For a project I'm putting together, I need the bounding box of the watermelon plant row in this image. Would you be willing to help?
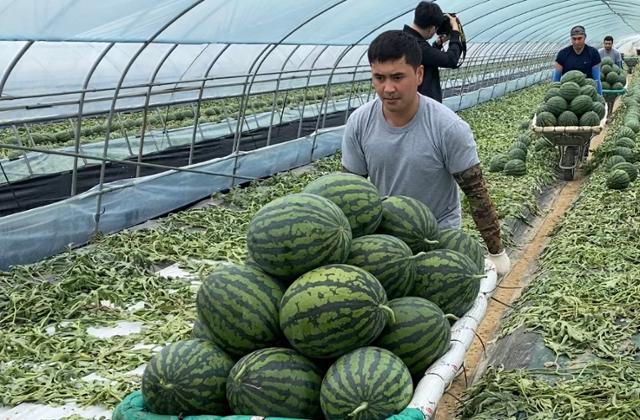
[461,72,640,418]
[0,82,557,410]
[0,56,552,160]
[0,81,371,159]
[602,76,640,189]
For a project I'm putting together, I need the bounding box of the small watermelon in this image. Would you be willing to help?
[141,339,234,415]
[302,172,383,237]
[434,228,485,274]
[280,264,391,359]
[615,137,636,149]
[320,347,413,419]
[616,126,636,139]
[246,193,352,280]
[605,155,626,170]
[536,111,556,127]
[504,159,527,177]
[226,347,322,418]
[346,234,418,299]
[606,169,630,190]
[196,262,285,358]
[191,316,215,342]
[489,154,509,172]
[376,195,439,253]
[413,250,484,318]
[375,297,451,378]
[560,70,586,86]
[611,162,638,182]
[579,111,601,127]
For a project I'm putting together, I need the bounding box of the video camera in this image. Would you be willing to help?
[436,13,458,36]
[436,13,467,68]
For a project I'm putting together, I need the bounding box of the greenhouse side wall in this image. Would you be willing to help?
[0,69,550,270]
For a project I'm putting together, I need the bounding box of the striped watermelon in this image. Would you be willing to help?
[346,234,418,299]
[141,339,234,415]
[191,316,215,342]
[376,195,439,253]
[246,193,352,280]
[302,172,383,237]
[413,250,485,317]
[196,262,285,358]
[434,228,485,275]
[226,347,322,418]
[374,297,451,378]
[320,347,413,419]
[280,264,391,359]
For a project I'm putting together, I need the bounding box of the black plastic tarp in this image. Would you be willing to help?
[0,110,350,216]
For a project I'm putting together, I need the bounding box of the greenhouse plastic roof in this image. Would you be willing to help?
[0,0,639,45]
[1,0,640,123]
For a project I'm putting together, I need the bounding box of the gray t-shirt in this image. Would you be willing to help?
[342,94,479,229]
[598,47,623,68]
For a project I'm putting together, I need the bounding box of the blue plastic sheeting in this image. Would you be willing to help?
[0,128,342,269]
[0,0,637,45]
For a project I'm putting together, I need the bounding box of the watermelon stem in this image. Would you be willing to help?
[379,304,396,324]
[349,401,369,417]
[445,313,460,322]
[233,364,247,382]
[394,251,426,263]
[424,238,439,245]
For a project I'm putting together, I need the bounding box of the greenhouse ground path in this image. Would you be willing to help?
[434,116,615,419]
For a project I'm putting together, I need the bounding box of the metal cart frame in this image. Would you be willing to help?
[531,103,607,181]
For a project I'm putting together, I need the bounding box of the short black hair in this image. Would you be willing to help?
[368,30,422,69]
[604,35,614,42]
[414,1,444,29]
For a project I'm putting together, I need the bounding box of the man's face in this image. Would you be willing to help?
[371,57,423,114]
[571,34,586,50]
[604,40,613,51]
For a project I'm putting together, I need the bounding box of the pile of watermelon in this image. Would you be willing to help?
[134,172,487,419]
[600,57,626,91]
[488,131,533,177]
[603,79,640,190]
[535,70,605,127]
[623,56,638,74]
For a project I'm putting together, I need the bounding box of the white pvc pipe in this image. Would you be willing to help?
[407,261,499,419]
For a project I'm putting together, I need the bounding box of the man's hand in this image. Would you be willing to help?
[446,14,460,32]
[437,34,450,46]
[486,249,511,276]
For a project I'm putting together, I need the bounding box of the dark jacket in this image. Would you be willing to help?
[403,25,462,103]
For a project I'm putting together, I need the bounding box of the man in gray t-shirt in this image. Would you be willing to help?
[342,30,511,275]
[599,35,623,69]
[343,94,477,229]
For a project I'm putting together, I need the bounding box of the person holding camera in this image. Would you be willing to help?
[402,1,462,103]
[341,30,511,276]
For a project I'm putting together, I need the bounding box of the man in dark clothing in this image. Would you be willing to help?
[553,25,602,94]
[402,1,462,102]
[553,25,603,157]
